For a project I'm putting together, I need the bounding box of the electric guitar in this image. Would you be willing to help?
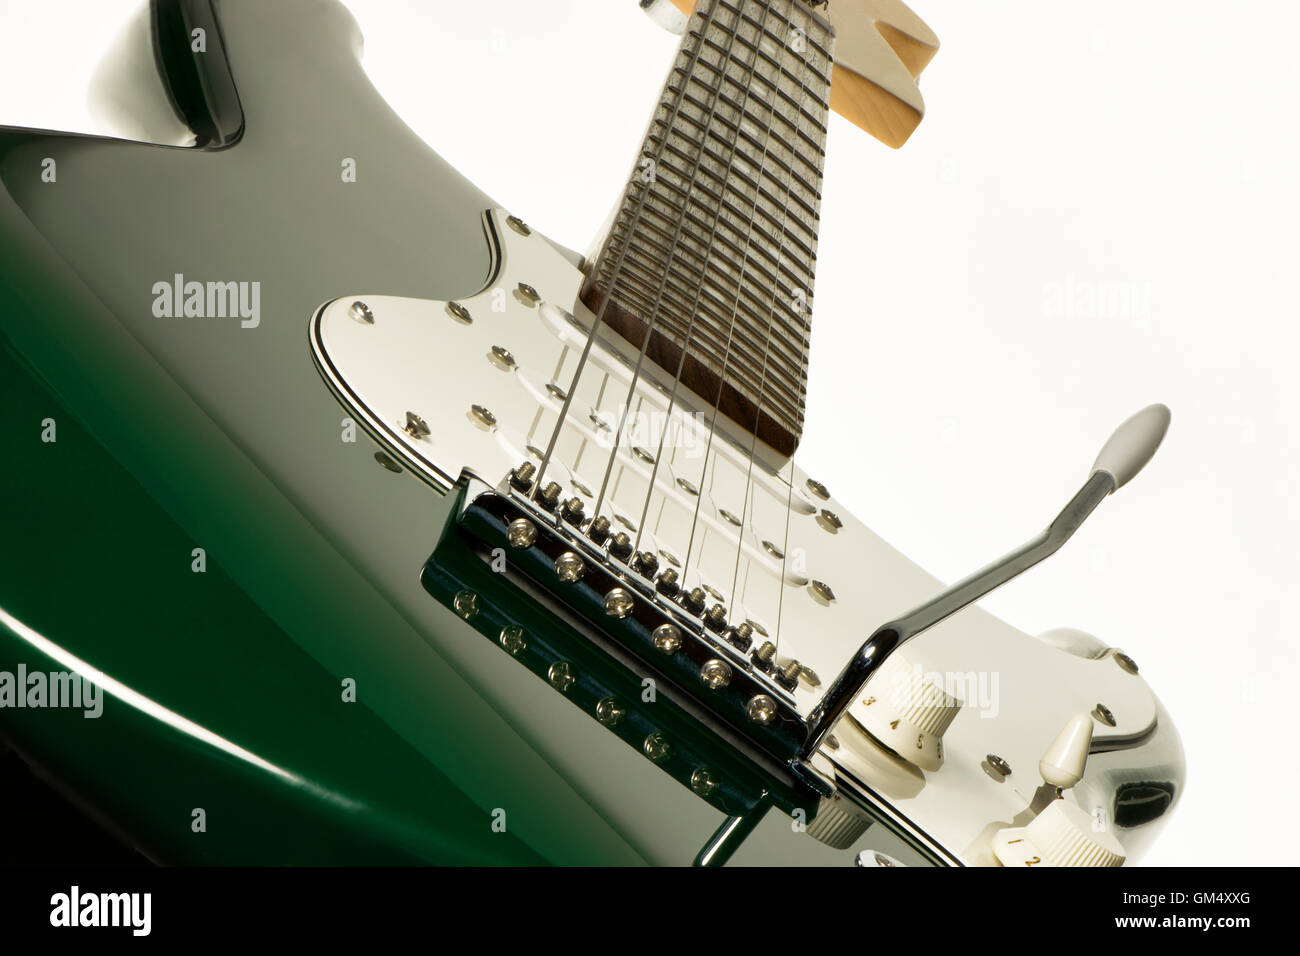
[0,0,1183,866]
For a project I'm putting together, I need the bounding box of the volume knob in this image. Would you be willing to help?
[849,651,961,771]
[993,799,1126,867]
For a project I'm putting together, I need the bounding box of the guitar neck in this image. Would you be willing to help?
[582,0,834,458]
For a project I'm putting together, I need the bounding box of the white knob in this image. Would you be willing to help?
[850,651,961,771]
[1039,713,1093,789]
[993,799,1126,867]
[806,792,872,850]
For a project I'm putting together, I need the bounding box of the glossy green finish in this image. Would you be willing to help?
[0,0,676,865]
[0,341,544,864]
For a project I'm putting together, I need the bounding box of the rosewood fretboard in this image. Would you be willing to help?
[582,0,834,457]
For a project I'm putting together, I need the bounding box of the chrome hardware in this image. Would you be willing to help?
[587,515,612,545]
[604,587,635,619]
[555,551,585,583]
[499,625,527,656]
[507,517,537,548]
[608,532,633,562]
[348,300,375,324]
[700,659,732,690]
[538,481,562,511]
[403,412,430,439]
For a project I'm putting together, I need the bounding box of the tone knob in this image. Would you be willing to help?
[849,650,961,771]
[806,792,872,850]
[993,799,1125,867]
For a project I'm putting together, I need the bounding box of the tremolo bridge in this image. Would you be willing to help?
[422,476,820,833]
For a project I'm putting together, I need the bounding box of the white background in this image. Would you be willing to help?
[2,0,1296,866]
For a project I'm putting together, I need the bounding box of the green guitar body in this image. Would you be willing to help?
[2,0,837,866]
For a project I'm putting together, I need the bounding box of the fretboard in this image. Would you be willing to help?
[582,0,834,458]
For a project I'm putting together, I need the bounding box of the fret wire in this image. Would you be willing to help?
[590,0,831,467]
[632,0,797,557]
[604,186,817,305]
[644,126,824,227]
[531,0,726,500]
[680,0,823,592]
[593,0,757,524]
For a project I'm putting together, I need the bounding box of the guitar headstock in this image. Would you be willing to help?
[643,0,938,148]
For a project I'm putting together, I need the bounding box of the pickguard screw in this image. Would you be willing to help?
[453,590,479,620]
[1114,651,1139,674]
[652,623,683,655]
[499,625,527,656]
[507,517,537,548]
[747,694,777,725]
[555,552,585,583]
[691,768,720,797]
[469,404,496,430]
[700,659,732,690]
[1093,703,1117,727]
[348,300,375,324]
[817,509,843,533]
[507,215,532,236]
[403,411,430,439]
[643,733,670,763]
[986,754,1012,778]
[806,478,830,499]
[446,301,472,324]
[488,345,516,370]
[809,580,836,603]
[752,641,776,672]
[517,282,541,305]
[548,661,575,693]
[596,697,625,727]
[604,587,635,619]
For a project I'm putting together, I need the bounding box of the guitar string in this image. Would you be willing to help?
[629,0,774,559]
[678,0,799,599]
[731,0,816,663]
[590,0,756,531]
[530,0,726,505]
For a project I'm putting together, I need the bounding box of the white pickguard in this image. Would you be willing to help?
[310,209,1182,864]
